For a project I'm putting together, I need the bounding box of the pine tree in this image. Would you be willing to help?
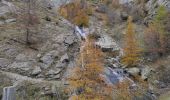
[121,16,140,67]
[68,35,113,100]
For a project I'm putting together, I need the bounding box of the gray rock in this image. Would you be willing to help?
[121,11,128,20]
[46,68,62,76]
[95,34,120,52]
[0,21,5,25]
[64,35,75,45]
[126,67,140,76]
[0,58,10,68]
[55,61,66,68]
[4,48,19,58]
[60,53,69,63]
[104,67,123,84]
[5,18,16,23]
[8,62,32,73]
[38,63,49,69]
[141,66,153,80]
[53,74,60,79]
[0,5,10,17]
[15,54,27,61]
[32,66,41,76]
[119,0,134,4]
[40,50,59,67]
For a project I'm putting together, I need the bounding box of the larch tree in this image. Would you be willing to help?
[121,16,140,67]
[17,0,40,45]
[67,35,113,100]
[144,5,169,57]
[59,0,90,27]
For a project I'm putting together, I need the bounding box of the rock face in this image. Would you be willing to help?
[0,58,10,68]
[40,51,59,68]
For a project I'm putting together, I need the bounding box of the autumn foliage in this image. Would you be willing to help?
[67,35,113,100]
[59,0,92,27]
[144,6,169,57]
[121,16,140,67]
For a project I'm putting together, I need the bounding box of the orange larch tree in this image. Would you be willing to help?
[121,16,141,67]
[59,0,90,27]
[67,35,113,100]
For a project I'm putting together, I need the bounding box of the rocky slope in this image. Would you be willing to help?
[0,0,170,100]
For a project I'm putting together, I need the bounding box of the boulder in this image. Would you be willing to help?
[5,18,16,23]
[126,67,140,76]
[95,34,120,52]
[120,11,128,20]
[31,66,41,76]
[60,53,69,63]
[140,66,153,80]
[64,35,76,45]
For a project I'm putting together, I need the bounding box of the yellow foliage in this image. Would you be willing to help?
[68,35,113,100]
[58,0,92,27]
[74,10,89,27]
[121,16,141,67]
[113,76,148,100]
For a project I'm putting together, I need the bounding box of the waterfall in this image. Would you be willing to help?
[2,86,16,100]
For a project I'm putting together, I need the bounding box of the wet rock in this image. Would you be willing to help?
[2,86,16,100]
[104,67,123,84]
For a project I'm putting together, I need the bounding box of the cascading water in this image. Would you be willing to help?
[2,86,16,100]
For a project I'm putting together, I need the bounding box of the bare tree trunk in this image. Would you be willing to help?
[26,0,31,45]
[26,28,30,45]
